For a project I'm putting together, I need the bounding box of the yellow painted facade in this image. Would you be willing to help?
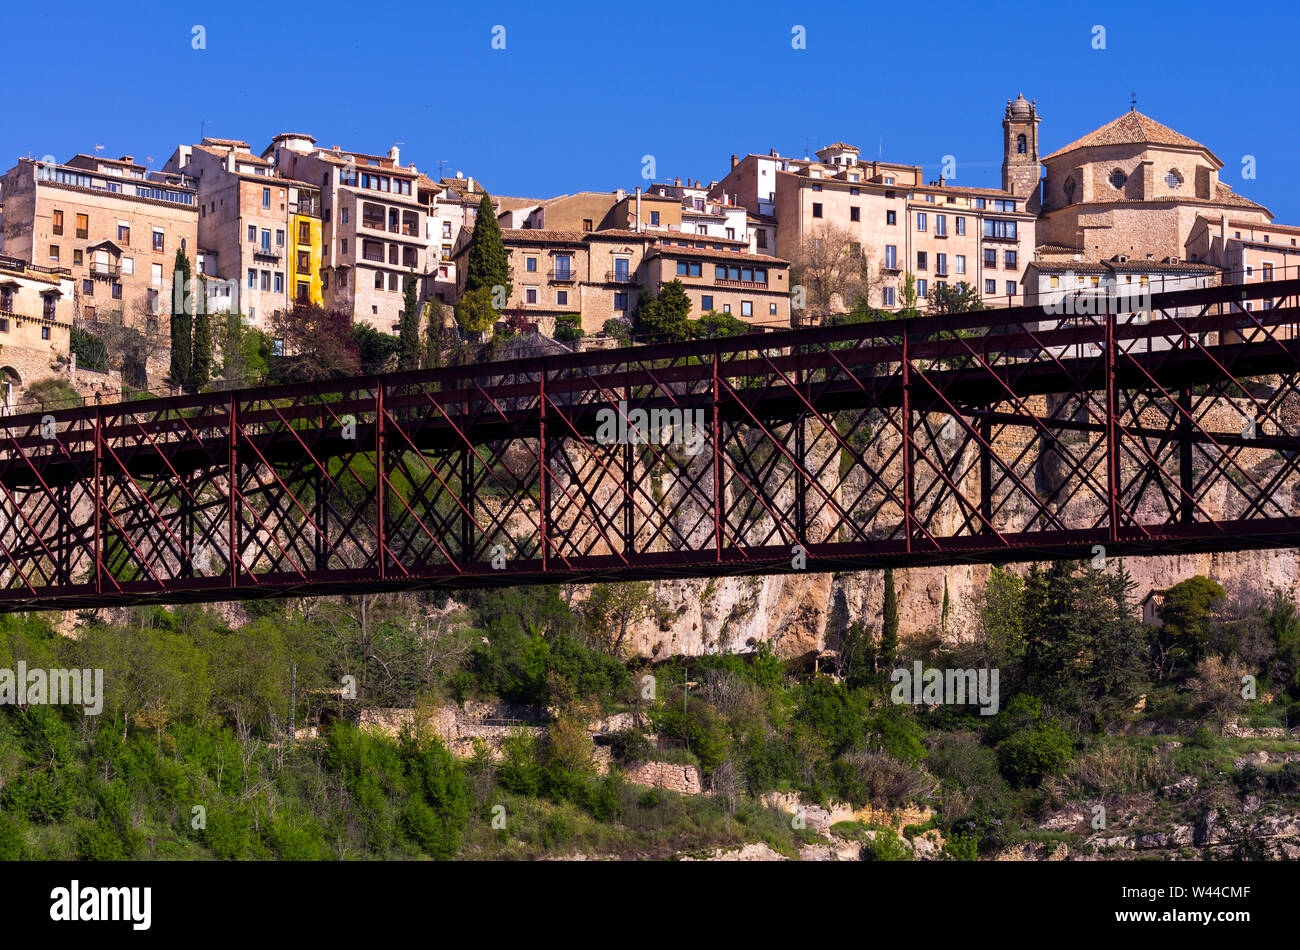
[291,212,323,305]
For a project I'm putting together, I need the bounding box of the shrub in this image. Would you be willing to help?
[997,721,1074,787]
[941,833,980,861]
[863,827,913,861]
[0,814,23,860]
[833,750,936,808]
[609,728,652,766]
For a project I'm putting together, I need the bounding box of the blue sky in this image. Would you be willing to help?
[4,0,1297,218]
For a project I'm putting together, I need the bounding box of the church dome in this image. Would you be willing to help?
[1008,93,1032,118]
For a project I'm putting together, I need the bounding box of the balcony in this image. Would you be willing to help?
[714,279,768,289]
[548,268,577,283]
[88,261,121,279]
[604,270,635,283]
[361,216,386,233]
[253,246,282,262]
[290,199,320,217]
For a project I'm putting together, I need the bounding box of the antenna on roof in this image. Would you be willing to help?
[804,135,815,159]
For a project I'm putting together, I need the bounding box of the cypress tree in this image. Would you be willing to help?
[189,282,212,390]
[464,193,512,301]
[169,248,193,389]
[879,567,900,669]
[398,273,421,371]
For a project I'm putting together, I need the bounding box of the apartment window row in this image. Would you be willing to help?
[984,280,1018,295]
[982,249,1019,269]
[715,264,768,284]
[354,171,413,196]
[246,269,285,294]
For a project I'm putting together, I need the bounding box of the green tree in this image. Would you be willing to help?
[927,281,985,315]
[214,312,270,389]
[899,272,919,316]
[424,299,446,368]
[454,286,499,336]
[879,568,899,670]
[398,273,422,371]
[633,279,692,342]
[169,248,193,389]
[190,301,213,390]
[693,310,751,339]
[1154,575,1226,679]
[1023,562,1150,731]
[463,194,511,300]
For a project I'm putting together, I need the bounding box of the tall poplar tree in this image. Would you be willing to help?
[463,193,512,301]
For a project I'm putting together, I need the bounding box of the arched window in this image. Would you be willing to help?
[1016,134,1027,155]
[1165,168,1184,190]
[1109,168,1127,189]
[1064,176,1076,204]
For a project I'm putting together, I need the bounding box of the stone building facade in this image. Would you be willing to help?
[0,154,198,330]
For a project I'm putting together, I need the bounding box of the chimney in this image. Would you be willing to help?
[674,176,681,187]
[769,148,778,157]
[468,177,475,193]
[731,154,739,169]
[635,186,642,232]
[938,176,945,187]
[388,145,400,164]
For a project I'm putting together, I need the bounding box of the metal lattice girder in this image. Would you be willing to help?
[3,278,1300,609]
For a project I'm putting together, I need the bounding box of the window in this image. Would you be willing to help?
[49,245,59,262]
[111,283,122,300]
[1063,177,1076,203]
[882,286,895,306]
[936,253,947,276]
[701,294,714,311]
[676,261,702,277]
[956,216,965,236]
[297,251,310,273]
[296,281,309,301]
[812,203,823,218]
[1016,133,1026,155]
[274,273,284,293]
[122,257,134,275]
[526,256,537,272]
[341,239,348,254]
[276,229,285,247]
[886,210,896,225]
[614,258,629,281]
[442,222,452,239]
[151,263,162,286]
[850,206,860,222]
[41,326,50,340]
[582,219,593,232]
[726,227,735,239]
[260,270,270,291]
[983,219,1017,239]
[1165,168,1183,189]
[884,176,895,185]
[1006,281,1017,295]
[935,215,947,237]
[342,207,350,224]
[917,279,928,297]
[1109,168,1127,189]
[741,301,753,317]
[884,245,897,269]
[118,224,130,245]
[984,248,997,267]
[526,288,537,304]
[262,187,271,209]
[649,211,660,226]
[52,210,63,235]
[955,254,966,275]
[248,225,257,242]
[554,255,573,279]
[82,279,94,295]
[261,229,271,252]
[614,291,629,311]
[916,251,928,270]
[722,304,731,313]
[388,273,399,291]
[73,249,83,266]
[975,198,987,209]
[75,213,88,238]
[557,290,568,305]
[152,229,164,251]
[985,279,996,293]
[1005,250,1017,268]
[916,213,927,231]
[375,270,385,289]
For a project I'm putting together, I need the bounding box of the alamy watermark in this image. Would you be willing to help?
[0,661,103,715]
[890,662,1000,715]
[1043,272,1152,318]
[595,400,707,455]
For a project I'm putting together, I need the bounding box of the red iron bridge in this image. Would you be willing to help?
[3,279,1300,610]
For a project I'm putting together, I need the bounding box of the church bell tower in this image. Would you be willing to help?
[1002,93,1042,213]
